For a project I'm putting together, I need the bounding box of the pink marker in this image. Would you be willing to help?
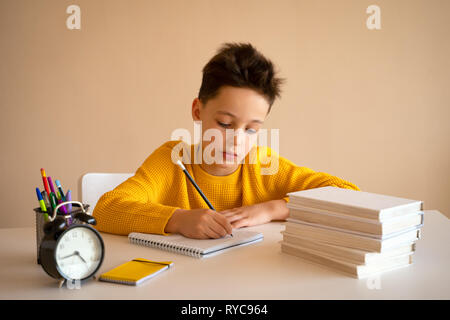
[47,176,67,214]
[47,176,56,195]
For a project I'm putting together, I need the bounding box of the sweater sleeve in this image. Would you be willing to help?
[92,143,180,236]
[281,165,360,203]
[259,148,360,203]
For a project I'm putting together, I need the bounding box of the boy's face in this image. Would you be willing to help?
[192,85,270,174]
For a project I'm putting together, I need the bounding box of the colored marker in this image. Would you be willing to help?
[40,168,51,196]
[55,180,68,214]
[49,192,58,213]
[41,190,50,209]
[36,188,47,212]
[36,187,49,221]
[47,176,56,195]
[56,197,65,214]
[66,189,73,225]
[66,190,72,213]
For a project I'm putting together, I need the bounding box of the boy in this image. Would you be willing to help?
[93,42,360,239]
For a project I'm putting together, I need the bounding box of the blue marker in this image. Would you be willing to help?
[36,188,47,212]
[55,180,67,214]
[36,187,49,221]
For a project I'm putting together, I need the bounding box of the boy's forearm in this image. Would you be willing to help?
[266,199,289,221]
[164,209,185,234]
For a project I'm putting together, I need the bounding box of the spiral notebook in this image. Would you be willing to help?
[128,229,264,258]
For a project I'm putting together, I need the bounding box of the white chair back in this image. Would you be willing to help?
[81,173,133,211]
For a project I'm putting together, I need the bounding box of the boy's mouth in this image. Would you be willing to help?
[223,151,238,161]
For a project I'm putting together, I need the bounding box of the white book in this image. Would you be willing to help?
[280,241,414,279]
[286,217,423,240]
[287,186,423,221]
[281,231,416,264]
[128,229,263,258]
[284,220,421,252]
[287,204,424,236]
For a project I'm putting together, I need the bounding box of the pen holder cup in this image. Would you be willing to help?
[33,202,90,264]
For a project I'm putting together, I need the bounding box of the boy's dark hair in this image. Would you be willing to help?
[198,42,285,112]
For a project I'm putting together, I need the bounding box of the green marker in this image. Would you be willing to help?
[50,192,58,213]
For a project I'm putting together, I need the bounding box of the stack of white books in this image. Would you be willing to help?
[281,186,424,279]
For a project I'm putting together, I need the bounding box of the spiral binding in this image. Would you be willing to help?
[99,277,135,286]
[129,234,203,258]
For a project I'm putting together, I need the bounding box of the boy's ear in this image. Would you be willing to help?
[192,98,202,121]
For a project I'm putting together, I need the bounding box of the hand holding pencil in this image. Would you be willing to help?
[164,160,233,239]
[165,207,233,239]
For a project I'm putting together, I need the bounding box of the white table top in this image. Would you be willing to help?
[0,210,448,299]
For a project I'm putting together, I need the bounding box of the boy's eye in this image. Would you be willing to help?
[217,121,231,128]
[246,128,258,135]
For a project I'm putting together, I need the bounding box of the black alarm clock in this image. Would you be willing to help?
[39,201,105,287]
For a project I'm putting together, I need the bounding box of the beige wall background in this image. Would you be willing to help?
[1,0,448,228]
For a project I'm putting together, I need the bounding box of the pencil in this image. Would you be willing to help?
[176,160,233,237]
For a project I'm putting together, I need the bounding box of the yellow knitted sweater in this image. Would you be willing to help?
[92,140,360,236]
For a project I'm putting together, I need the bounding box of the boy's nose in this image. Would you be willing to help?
[225,128,246,147]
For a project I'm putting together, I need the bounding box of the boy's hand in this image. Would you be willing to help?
[219,200,289,229]
[219,203,272,229]
[165,208,233,239]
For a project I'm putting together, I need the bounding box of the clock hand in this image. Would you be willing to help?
[59,252,78,260]
[74,251,87,264]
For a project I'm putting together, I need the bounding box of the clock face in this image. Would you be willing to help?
[55,226,104,280]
